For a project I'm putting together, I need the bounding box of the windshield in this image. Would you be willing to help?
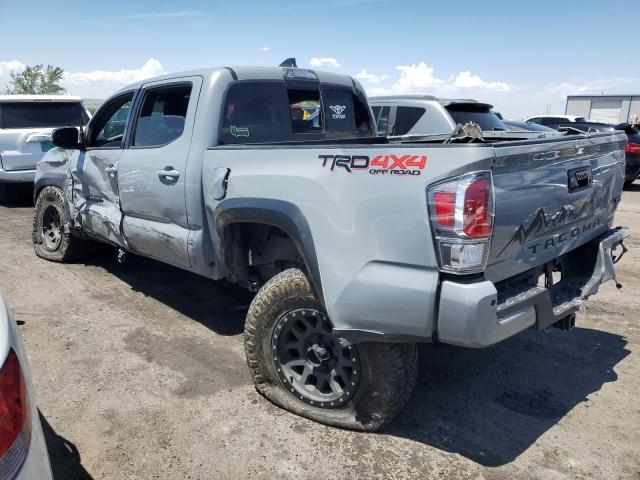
[0,102,89,129]
[446,105,507,131]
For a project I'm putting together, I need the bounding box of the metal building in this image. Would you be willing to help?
[565,95,640,124]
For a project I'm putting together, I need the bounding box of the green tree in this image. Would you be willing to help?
[4,64,66,95]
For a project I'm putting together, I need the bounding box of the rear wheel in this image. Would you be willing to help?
[32,186,87,262]
[244,268,417,431]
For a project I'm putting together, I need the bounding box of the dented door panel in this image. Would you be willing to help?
[68,149,126,247]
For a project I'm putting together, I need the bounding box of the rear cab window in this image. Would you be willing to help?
[219,78,374,144]
[0,102,89,129]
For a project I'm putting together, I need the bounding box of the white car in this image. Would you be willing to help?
[524,114,591,124]
[0,95,89,200]
[0,294,52,479]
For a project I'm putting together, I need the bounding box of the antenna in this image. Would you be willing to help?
[279,58,297,68]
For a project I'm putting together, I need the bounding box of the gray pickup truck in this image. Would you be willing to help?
[33,66,630,431]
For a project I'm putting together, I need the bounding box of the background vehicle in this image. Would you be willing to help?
[369,95,510,137]
[530,119,639,185]
[622,125,640,185]
[0,95,89,201]
[528,118,614,133]
[34,66,629,431]
[0,294,52,479]
[370,96,565,139]
[502,120,557,132]
[525,114,590,125]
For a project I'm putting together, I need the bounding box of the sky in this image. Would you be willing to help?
[1,0,638,118]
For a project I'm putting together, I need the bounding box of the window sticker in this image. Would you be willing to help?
[329,105,347,119]
[230,126,250,137]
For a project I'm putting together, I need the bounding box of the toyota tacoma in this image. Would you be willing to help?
[32,65,630,430]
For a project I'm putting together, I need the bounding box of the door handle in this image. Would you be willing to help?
[105,165,117,177]
[157,168,181,180]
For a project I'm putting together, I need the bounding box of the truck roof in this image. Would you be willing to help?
[0,95,84,103]
[113,66,357,96]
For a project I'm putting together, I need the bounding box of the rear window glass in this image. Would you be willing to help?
[288,88,322,133]
[220,81,374,144]
[0,102,88,129]
[322,87,372,138]
[446,105,507,131]
[221,83,291,144]
[393,107,425,135]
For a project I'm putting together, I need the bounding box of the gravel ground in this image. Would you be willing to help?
[1,183,639,480]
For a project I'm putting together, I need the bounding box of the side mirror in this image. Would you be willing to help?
[51,127,82,149]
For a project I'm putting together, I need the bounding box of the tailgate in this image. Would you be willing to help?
[0,129,52,171]
[485,131,627,283]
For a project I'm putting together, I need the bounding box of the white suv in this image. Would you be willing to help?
[524,115,590,124]
[0,95,89,199]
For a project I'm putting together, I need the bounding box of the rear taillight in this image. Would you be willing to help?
[427,172,494,274]
[625,143,640,154]
[0,349,31,479]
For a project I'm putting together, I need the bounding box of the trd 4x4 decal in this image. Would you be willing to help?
[320,154,427,176]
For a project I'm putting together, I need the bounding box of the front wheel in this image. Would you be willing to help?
[244,268,417,431]
[32,186,87,262]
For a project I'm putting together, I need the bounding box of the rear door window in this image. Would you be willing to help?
[393,107,425,135]
[0,102,88,129]
[133,84,192,148]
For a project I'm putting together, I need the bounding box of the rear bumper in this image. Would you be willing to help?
[0,167,36,183]
[437,227,630,347]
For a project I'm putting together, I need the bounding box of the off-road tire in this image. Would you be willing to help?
[244,268,418,431]
[32,186,86,262]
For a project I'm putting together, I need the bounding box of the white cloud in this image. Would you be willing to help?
[390,62,445,93]
[0,60,26,87]
[62,58,166,97]
[544,77,640,99]
[309,57,341,69]
[258,46,270,52]
[452,71,512,92]
[355,69,389,84]
[358,61,516,98]
[121,10,201,20]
